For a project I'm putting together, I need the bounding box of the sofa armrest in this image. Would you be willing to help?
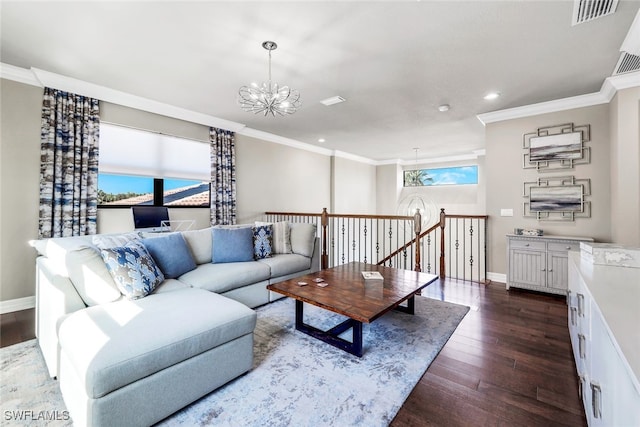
[36,256,86,378]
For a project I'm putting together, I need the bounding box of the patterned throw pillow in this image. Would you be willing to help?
[255,221,291,254]
[253,224,273,259]
[101,240,165,299]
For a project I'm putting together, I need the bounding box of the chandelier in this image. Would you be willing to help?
[238,41,301,117]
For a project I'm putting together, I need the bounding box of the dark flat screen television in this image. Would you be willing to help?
[131,206,170,232]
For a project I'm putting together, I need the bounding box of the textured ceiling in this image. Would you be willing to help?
[1,1,638,162]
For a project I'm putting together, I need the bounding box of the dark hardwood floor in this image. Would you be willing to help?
[0,279,586,426]
[393,279,586,427]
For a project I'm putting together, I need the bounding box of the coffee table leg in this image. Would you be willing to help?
[295,300,364,357]
[394,295,415,315]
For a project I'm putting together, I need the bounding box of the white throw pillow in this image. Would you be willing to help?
[66,246,122,306]
[255,221,291,254]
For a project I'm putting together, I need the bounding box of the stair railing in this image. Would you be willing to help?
[263,208,488,283]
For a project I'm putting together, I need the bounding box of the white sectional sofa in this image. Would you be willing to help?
[31,222,319,427]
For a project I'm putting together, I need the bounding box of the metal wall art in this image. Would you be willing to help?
[523,123,590,170]
[523,176,591,221]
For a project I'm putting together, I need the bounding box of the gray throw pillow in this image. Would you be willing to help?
[289,223,317,258]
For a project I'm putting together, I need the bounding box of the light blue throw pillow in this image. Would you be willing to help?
[142,233,197,279]
[253,224,273,259]
[211,227,254,263]
[101,240,165,299]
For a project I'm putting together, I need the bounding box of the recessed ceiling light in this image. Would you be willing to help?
[483,92,500,100]
[320,96,346,106]
[438,104,450,112]
[318,138,326,143]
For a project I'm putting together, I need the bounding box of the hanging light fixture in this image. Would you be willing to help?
[238,41,301,117]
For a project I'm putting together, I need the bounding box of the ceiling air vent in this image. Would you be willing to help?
[572,0,619,25]
[613,52,640,75]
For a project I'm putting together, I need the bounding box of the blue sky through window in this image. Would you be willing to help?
[98,174,205,194]
[404,165,478,186]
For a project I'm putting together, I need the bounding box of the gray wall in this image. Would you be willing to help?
[2,76,638,305]
[0,79,334,305]
[609,87,640,245]
[235,134,331,223]
[0,79,42,302]
[331,156,376,214]
[485,104,613,275]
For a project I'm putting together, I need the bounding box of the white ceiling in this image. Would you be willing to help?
[1,1,639,162]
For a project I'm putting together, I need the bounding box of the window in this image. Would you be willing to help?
[98,123,210,207]
[404,165,478,187]
[98,174,210,207]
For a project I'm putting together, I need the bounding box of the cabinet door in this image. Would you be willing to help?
[509,249,545,287]
[568,263,588,379]
[588,305,617,426]
[547,251,569,291]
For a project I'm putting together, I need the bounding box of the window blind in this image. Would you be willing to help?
[99,123,210,181]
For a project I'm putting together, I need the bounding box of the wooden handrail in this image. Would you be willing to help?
[376,221,440,267]
[265,211,413,221]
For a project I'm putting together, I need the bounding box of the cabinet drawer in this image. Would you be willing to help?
[548,241,581,252]
[509,240,546,251]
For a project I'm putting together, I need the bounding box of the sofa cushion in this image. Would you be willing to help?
[290,223,317,257]
[211,227,254,263]
[30,235,96,276]
[255,221,291,254]
[101,241,165,299]
[152,278,191,294]
[258,253,312,278]
[142,233,196,279]
[66,246,122,306]
[252,224,273,259]
[181,227,213,264]
[57,288,257,399]
[179,262,270,294]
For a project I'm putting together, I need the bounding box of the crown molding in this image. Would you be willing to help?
[238,127,333,156]
[607,70,640,90]
[0,62,40,86]
[333,150,378,165]
[477,71,640,125]
[476,91,610,125]
[30,68,247,133]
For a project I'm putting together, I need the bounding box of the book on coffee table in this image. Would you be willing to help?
[361,271,384,282]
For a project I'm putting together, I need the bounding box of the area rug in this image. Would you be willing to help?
[0,296,469,427]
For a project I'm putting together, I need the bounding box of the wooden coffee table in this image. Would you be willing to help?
[266,262,439,357]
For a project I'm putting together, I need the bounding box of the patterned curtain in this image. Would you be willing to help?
[38,87,100,238]
[210,127,236,225]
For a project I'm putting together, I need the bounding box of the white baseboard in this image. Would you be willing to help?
[487,272,506,284]
[0,296,36,314]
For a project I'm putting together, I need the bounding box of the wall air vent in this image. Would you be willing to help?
[613,52,640,75]
[572,0,619,25]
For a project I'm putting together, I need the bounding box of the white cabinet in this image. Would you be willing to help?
[568,253,640,426]
[506,235,593,295]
